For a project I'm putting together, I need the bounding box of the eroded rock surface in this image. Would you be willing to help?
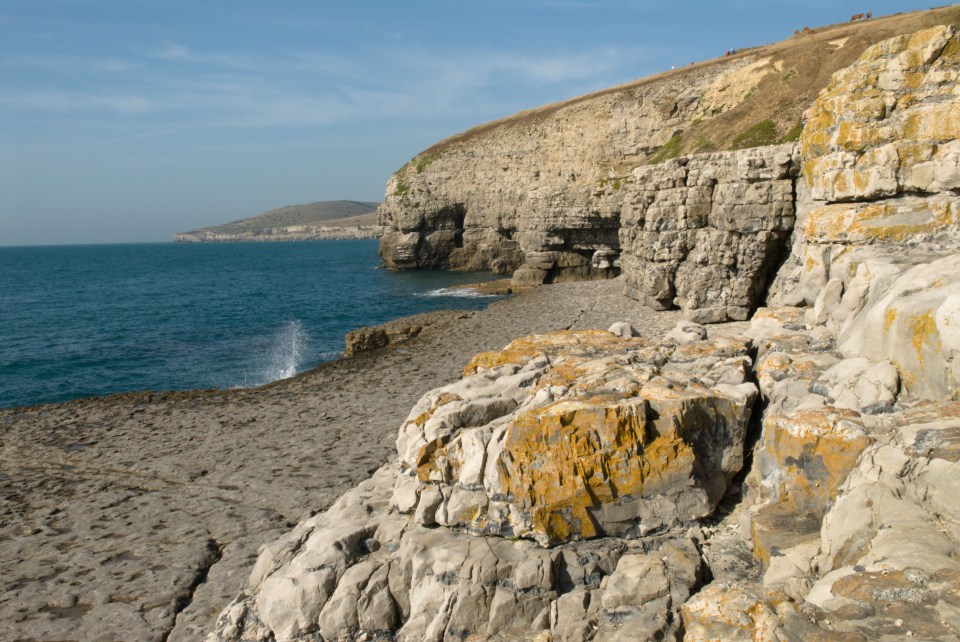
[770,23,960,400]
[619,144,799,322]
[396,330,757,546]
[209,23,960,642]
[211,325,751,642]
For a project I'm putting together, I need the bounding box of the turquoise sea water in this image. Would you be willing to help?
[0,240,500,409]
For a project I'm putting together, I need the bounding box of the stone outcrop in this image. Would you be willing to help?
[212,462,707,642]
[770,24,960,400]
[619,144,800,322]
[378,59,753,272]
[395,329,757,546]
[378,9,959,321]
[344,310,474,356]
[211,324,756,641]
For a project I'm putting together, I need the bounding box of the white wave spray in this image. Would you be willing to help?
[418,287,498,299]
[264,319,308,382]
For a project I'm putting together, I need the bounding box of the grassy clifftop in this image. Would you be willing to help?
[415,5,960,167]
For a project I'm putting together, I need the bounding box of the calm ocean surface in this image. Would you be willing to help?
[0,240,501,409]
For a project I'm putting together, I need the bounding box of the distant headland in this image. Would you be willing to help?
[174,200,383,242]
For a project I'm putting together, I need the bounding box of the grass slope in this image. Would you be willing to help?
[418,5,960,162]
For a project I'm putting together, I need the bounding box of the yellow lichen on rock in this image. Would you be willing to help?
[496,395,696,544]
[757,409,871,515]
[802,198,959,243]
[800,25,959,202]
[463,330,647,376]
[681,582,785,642]
[909,308,942,369]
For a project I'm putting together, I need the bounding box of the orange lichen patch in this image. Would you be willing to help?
[895,141,937,168]
[941,33,960,62]
[416,435,450,481]
[836,121,885,151]
[909,309,942,369]
[670,337,751,363]
[533,361,589,392]
[752,307,807,326]
[884,307,898,333]
[750,507,822,569]
[903,102,960,142]
[759,409,871,515]
[462,330,647,376]
[756,352,793,378]
[681,582,784,641]
[789,359,819,373]
[495,395,696,544]
[803,200,958,243]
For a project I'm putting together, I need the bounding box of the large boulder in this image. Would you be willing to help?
[395,329,758,546]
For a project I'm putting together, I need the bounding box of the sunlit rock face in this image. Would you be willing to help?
[211,25,960,642]
[618,144,800,323]
[395,329,757,546]
[770,24,960,401]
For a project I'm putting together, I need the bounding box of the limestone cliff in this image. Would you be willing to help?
[379,6,959,321]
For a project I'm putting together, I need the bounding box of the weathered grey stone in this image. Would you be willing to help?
[618,144,800,322]
[607,321,640,338]
[664,319,708,344]
[211,459,706,642]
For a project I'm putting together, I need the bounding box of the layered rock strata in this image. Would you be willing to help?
[377,59,764,276]
[619,144,799,322]
[379,9,960,322]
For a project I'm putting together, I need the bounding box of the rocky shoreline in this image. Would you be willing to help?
[0,280,685,642]
[174,225,383,243]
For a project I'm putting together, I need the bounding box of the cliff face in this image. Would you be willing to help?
[378,59,761,277]
[771,24,960,400]
[379,6,960,321]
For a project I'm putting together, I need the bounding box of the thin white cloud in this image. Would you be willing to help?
[155,41,195,61]
[1,38,652,133]
[0,89,156,114]
[0,54,142,73]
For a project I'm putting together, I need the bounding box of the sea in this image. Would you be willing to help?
[0,240,502,409]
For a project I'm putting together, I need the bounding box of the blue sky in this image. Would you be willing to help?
[0,1,947,245]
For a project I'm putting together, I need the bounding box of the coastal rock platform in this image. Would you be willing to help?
[0,280,684,642]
